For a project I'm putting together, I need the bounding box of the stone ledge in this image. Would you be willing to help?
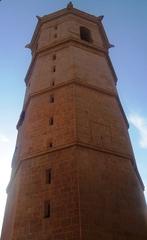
[8,141,144,192]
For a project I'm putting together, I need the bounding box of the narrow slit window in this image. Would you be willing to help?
[49,142,53,148]
[52,66,56,72]
[54,34,57,38]
[44,201,50,218]
[49,95,54,103]
[54,25,58,30]
[51,80,55,86]
[52,54,56,60]
[49,117,54,125]
[80,26,92,42]
[46,169,51,184]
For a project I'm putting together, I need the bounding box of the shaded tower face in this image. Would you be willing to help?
[1,3,147,240]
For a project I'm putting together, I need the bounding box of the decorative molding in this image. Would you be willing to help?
[36,15,41,21]
[21,80,129,132]
[97,15,104,21]
[22,79,117,113]
[7,141,144,192]
[24,37,113,85]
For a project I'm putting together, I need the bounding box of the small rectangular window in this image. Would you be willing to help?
[46,169,51,184]
[49,142,53,148]
[49,95,54,103]
[52,66,56,72]
[51,80,55,86]
[49,117,53,125]
[52,54,56,60]
[44,201,50,218]
[80,26,92,42]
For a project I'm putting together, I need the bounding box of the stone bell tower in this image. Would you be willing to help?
[1,2,147,240]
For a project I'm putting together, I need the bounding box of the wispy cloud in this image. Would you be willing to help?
[129,114,147,149]
[0,134,9,143]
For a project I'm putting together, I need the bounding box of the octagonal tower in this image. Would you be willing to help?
[1,3,147,240]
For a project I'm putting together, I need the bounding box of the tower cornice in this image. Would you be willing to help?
[25,38,117,85]
[21,79,129,132]
[23,79,117,110]
[26,6,111,52]
[8,142,144,193]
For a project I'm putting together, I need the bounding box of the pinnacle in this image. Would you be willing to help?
[67,1,73,9]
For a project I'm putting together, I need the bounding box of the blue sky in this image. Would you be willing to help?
[0,0,147,233]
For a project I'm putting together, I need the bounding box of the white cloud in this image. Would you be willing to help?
[0,135,14,233]
[129,114,147,149]
[0,134,9,143]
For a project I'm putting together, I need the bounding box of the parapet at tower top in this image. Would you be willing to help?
[26,1,109,49]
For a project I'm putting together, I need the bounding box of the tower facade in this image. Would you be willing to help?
[1,3,147,240]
